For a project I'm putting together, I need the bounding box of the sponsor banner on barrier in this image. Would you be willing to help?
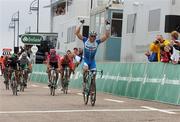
[31,63,180,105]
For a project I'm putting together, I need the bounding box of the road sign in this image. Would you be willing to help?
[31,45,38,53]
[21,34,43,44]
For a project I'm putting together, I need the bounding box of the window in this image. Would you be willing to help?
[95,14,100,36]
[172,0,176,5]
[111,12,123,37]
[100,12,105,36]
[127,13,136,33]
[67,26,76,43]
[148,9,161,32]
[82,26,89,38]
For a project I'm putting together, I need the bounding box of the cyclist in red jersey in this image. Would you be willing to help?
[47,49,61,86]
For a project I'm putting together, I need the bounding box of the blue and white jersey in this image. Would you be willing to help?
[83,37,101,61]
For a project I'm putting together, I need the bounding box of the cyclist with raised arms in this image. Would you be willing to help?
[75,19,110,93]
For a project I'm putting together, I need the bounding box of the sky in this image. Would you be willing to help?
[0,0,50,55]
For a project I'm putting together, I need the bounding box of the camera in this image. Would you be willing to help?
[80,19,85,24]
[154,40,159,44]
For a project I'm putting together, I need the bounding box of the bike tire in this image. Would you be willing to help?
[90,83,96,106]
[20,83,25,92]
[5,82,9,90]
[83,80,90,105]
[52,87,55,96]
[83,89,89,105]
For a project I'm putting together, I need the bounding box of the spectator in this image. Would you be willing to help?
[145,35,170,62]
[170,31,180,64]
[160,45,171,63]
[0,56,4,75]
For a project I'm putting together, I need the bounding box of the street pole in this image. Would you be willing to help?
[37,0,39,33]
[17,11,20,47]
[13,22,16,52]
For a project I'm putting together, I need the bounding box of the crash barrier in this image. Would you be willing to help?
[30,63,180,105]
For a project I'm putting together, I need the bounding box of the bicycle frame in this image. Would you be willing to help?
[49,67,58,96]
[10,69,18,96]
[20,68,28,92]
[62,66,70,94]
[83,70,103,106]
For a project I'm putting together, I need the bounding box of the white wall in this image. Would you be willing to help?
[52,0,90,53]
[170,0,180,15]
[121,0,173,62]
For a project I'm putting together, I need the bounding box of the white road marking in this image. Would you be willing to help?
[104,98,124,103]
[0,109,155,114]
[43,86,49,89]
[31,85,39,88]
[77,93,83,96]
[141,106,177,114]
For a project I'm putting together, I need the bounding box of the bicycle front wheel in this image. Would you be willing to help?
[90,82,96,106]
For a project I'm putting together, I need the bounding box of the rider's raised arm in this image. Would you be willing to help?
[100,20,110,43]
[100,30,110,43]
[75,25,83,41]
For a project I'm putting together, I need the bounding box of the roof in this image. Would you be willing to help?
[44,0,66,8]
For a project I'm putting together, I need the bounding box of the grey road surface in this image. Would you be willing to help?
[0,76,180,122]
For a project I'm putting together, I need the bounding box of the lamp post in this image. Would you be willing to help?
[8,22,15,51]
[11,11,20,47]
[29,0,39,33]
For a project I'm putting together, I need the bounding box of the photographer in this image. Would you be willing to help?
[145,35,170,62]
[170,31,180,64]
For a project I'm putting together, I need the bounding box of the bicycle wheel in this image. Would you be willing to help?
[83,77,90,105]
[12,80,17,96]
[50,69,57,96]
[20,81,25,92]
[90,82,96,106]
[83,84,89,105]
[5,82,9,90]
[52,87,55,96]
[4,69,9,90]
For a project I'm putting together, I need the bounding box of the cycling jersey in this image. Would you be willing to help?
[83,37,101,70]
[19,56,30,69]
[83,37,101,61]
[47,54,60,63]
[47,54,60,68]
[60,56,74,70]
[8,54,19,70]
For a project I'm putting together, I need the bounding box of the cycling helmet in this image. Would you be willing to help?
[22,52,27,58]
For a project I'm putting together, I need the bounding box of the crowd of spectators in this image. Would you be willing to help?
[145,31,180,64]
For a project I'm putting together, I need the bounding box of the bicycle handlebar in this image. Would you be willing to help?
[87,70,103,78]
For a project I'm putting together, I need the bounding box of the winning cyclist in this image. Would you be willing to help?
[75,19,110,93]
[46,49,61,87]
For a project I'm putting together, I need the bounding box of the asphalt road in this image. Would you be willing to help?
[0,76,180,122]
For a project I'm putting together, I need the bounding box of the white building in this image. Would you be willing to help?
[121,0,180,62]
[48,0,180,62]
[47,0,91,54]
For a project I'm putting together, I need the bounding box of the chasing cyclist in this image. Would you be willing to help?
[19,52,32,87]
[75,19,110,93]
[46,49,61,87]
[8,53,20,88]
[60,50,74,89]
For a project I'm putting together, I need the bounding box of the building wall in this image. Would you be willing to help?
[52,0,90,53]
[121,0,174,62]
